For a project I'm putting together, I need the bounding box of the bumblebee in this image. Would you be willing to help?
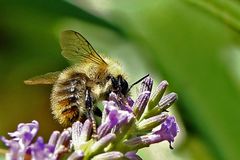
[25,30,147,135]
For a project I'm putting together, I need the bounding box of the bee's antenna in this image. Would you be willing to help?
[127,74,149,93]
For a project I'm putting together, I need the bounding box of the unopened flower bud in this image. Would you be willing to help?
[140,76,153,92]
[48,131,60,146]
[79,119,92,143]
[72,121,83,149]
[92,151,124,160]
[55,129,71,149]
[125,151,143,160]
[158,92,178,111]
[133,91,150,119]
[137,113,168,131]
[90,133,116,155]
[148,80,168,110]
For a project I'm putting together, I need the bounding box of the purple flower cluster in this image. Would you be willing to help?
[68,77,179,159]
[0,121,71,160]
[0,77,179,160]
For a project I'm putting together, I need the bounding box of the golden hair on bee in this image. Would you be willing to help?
[103,56,127,79]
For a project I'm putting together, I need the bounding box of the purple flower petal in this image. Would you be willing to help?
[31,137,48,159]
[101,100,117,124]
[1,137,24,160]
[108,92,132,112]
[98,103,133,138]
[152,116,179,143]
[22,132,34,147]
[0,120,40,160]
[114,110,133,132]
[97,108,118,138]
[30,136,56,160]
[125,117,179,150]
[8,120,39,147]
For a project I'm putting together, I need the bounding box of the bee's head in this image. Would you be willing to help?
[108,75,129,96]
[107,74,149,96]
[104,58,149,96]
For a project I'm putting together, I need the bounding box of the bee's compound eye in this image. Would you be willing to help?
[117,75,128,95]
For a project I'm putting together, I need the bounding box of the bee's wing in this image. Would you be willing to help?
[24,71,61,85]
[60,30,108,66]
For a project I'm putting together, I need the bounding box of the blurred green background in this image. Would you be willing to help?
[0,0,240,159]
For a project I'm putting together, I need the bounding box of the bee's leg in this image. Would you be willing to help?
[85,88,98,139]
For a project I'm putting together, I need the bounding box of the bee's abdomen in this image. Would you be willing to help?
[51,72,88,126]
